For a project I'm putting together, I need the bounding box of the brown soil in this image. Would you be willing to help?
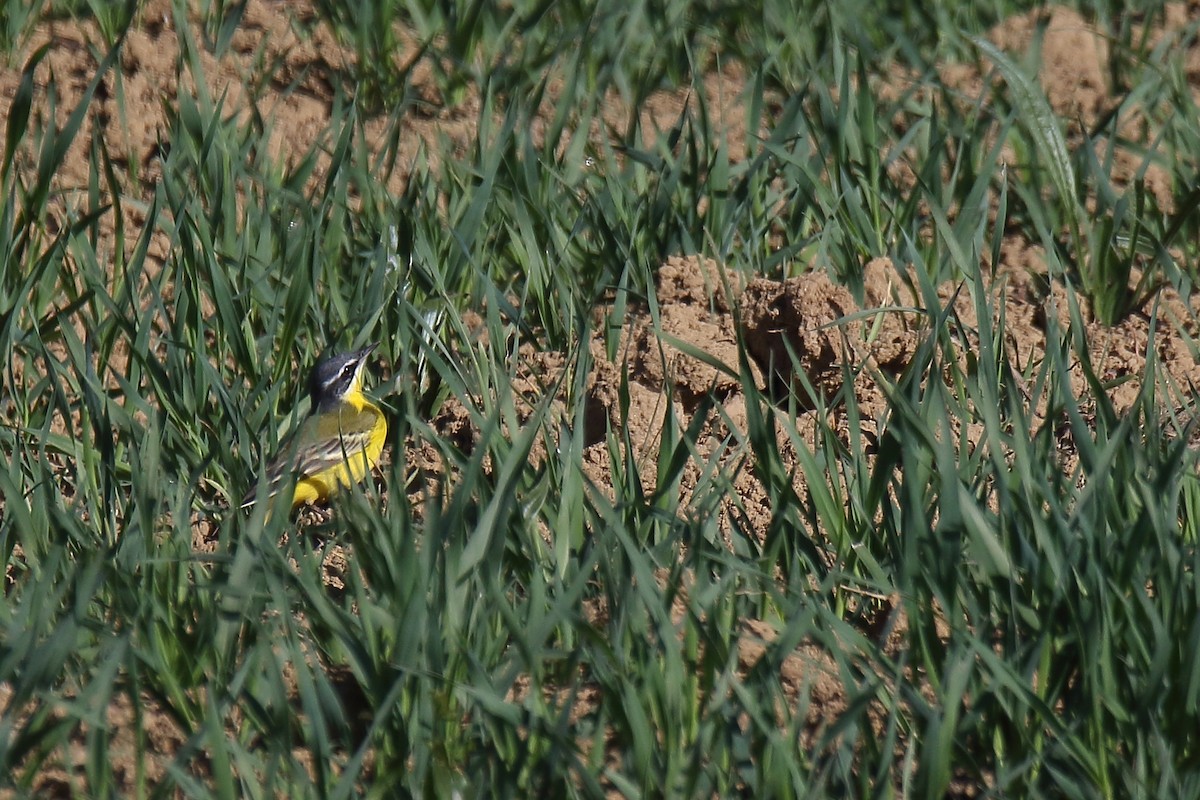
[3,1,1198,795]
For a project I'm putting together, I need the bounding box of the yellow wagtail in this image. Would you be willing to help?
[241,343,388,512]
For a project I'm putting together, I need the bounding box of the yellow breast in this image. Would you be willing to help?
[290,395,388,509]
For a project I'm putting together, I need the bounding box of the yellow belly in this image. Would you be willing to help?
[290,404,387,509]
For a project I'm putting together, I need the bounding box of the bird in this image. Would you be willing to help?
[241,343,388,513]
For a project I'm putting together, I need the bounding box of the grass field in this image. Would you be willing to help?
[3,0,1200,797]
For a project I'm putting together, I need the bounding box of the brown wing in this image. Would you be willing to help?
[241,406,381,508]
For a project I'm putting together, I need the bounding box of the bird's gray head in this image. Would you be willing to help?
[308,342,377,410]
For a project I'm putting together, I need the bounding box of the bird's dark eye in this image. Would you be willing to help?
[341,363,357,379]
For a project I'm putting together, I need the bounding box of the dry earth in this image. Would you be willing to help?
[3,1,1200,795]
